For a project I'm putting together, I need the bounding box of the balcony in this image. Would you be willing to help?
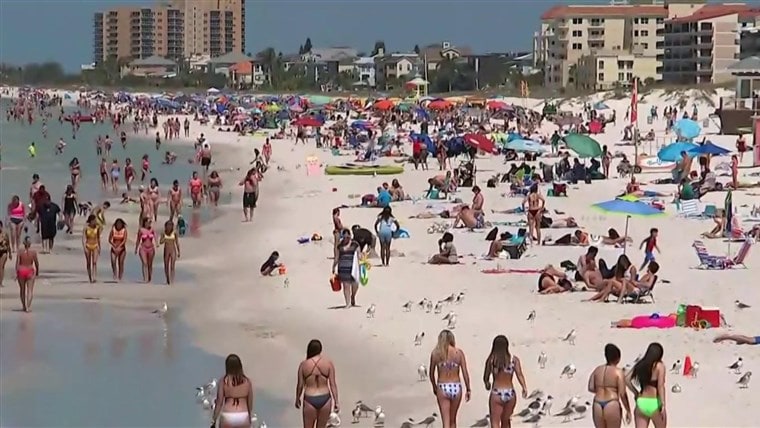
[588,32,605,40]
[588,21,604,29]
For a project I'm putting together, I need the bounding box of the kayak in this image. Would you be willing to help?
[324,164,404,176]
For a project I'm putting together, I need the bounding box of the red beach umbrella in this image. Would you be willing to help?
[486,100,509,110]
[373,99,395,111]
[427,99,452,110]
[463,133,496,154]
[293,117,323,127]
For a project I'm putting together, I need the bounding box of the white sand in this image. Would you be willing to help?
[2,87,759,427]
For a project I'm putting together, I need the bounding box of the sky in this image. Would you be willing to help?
[0,0,616,71]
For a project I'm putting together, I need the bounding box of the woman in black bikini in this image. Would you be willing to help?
[588,344,632,428]
[295,339,339,428]
[522,184,545,244]
[62,185,78,234]
[483,335,528,428]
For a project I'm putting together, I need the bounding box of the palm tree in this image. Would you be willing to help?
[256,47,278,87]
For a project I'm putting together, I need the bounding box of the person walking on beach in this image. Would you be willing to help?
[639,228,660,271]
[211,354,255,428]
[588,343,632,428]
[483,335,528,428]
[207,171,223,207]
[189,172,203,209]
[160,220,180,285]
[0,221,11,287]
[374,206,399,266]
[295,339,339,428]
[429,330,471,428]
[168,180,183,220]
[38,200,61,254]
[7,195,26,252]
[62,185,78,234]
[331,208,343,260]
[135,217,157,283]
[626,342,667,428]
[82,214,101,283]
[16,236,39,312]
[108,218,127,281]
[239,168,258,222]
[333,229,360,308]
[523,184,545,245]
[69,157,81,189]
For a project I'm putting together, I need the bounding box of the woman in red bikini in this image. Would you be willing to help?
[134,217,157,283]
[189,171,203,208]
[16,236,39,312]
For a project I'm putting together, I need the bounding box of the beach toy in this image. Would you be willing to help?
[278,265,287,275]
[629,313,677,329]
[394,228,410,239]
[324,164,404,176]
[683,356,693,376]
[311,233,323,241]
[358,254,371,286]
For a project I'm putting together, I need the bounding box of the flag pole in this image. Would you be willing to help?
[631,78,639,178]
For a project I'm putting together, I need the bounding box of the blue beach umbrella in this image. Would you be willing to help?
[688,141,731,156]
[505,139,546,153]
[674,118,701,140]
[593,101,610,110]
[657,142,697,162]
[593,197,665,254]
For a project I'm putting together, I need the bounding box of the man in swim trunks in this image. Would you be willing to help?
[713,334,760,345]
[452,205,481,229]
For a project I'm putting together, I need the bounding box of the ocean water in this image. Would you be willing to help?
[0,302,286,427]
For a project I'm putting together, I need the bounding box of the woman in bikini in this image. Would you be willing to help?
[108,218,128,281]
[0,221,11,287]
[62,185,78,234]
[208,171,223,207]
[148,178,161,221]
[626,343,667,428]
[110,159,121,193]
[295,339,339,428]
[602,145,612,179]
[189,171,203,209]
[16,236,39,312]
[587,255,636,302]
[588,344,632,428]
[168,180,183,221]
[160,220,180,285]
[483,335,528,428]
[99,158,109,190]
[522,184,545,244]
[135,217,157,283]
[69,157,81,189]
[429,330,471,428]
[82,214,101,283]
[211,354,254,428]
[124,158,135,192]
[7,195,26,252]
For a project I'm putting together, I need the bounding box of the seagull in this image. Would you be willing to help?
[738,371,752,388]
[554,406,575,422]
[729,357,743,374]
[690,361,700,378]
[201,398,212,410]
[374,409,386,427]
[735,300,751,310]
[515,407,533,418]
[542,395,553,414]
[470,415,490,427]
[538,351,548,369]
[440,293,456,304]
[562,329,576,345]
[352,404,362,423]
[414,332,425,346]
[573,401,590,419]
[197,378,217,395]
[260,421,267,428]
[527,398,543,412]
[418,364,428,381]
[670,359,682,374]
[425,300,434,313]
[328,411,341,427]
[560,364,577,378]
[414,413,438,428]
[523,412,544,425]
[562,395,579,410]
[455,292,466,304]
[153,302,168,317]
[400,422,414,428]
[356,401,374,417]
[527,310,536,322]
[434,302,443,314]
[367,304,376,318]
[375,406,383,418]
[418,298,429,309]
[527,389,544,400]
[402,301,413,312]
[283,277,290,287]
[442,311,455,321]
[447,314,458,329]
[251,413,259,427]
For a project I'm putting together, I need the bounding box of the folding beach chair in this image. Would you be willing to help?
[701,204,717,218]
[678,199,700,218]
[622,276,658,304]
[726,238,753,269]
[692,240,730,269]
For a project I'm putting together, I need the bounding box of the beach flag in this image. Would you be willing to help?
[630,78,638,126]
[306,156,320,176]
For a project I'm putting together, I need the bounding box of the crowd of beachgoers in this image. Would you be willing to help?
[0,85,758,428]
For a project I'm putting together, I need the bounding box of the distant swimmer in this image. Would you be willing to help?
[28,142,36,158]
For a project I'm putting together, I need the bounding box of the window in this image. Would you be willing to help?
[656,18,664,24]
[572,43,583,50]
[572,18,583,24]
[634,18,639,24]
[618,72,625,81]
[634,30,639,37]
[598,60,605,67]
[642,43,649,49]
[572,30,582,37]
[626,72,633,81]
[642,30,649,37]
[641,18,649,24]
[598,73,604,81]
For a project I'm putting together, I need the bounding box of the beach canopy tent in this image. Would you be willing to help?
[564,133,602,158]
[207,87,221,94]
[674,118,701,140]
[688,141,731,156]
[657,141,698,162]
[505,138,546,153]
[463,133,496,154]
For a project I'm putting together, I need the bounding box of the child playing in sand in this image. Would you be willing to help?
[639,228,660,271]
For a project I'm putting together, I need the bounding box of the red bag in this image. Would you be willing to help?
[685,305,721,329]
[330,275,342,292]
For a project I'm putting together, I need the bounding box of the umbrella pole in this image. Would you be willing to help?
[623,215,631,255]
[633,127,639,178]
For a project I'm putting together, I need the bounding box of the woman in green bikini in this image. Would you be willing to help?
[626,342,667,428]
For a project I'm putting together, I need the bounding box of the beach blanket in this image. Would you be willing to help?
[481,268,542,274]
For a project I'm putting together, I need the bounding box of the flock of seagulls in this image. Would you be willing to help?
[351,401,387,427]
[728,357,752,389]
[194,378,266,427]
[511,392,588,426]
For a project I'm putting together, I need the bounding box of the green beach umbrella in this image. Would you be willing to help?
[307,95,332,106]
[564,133,602,158]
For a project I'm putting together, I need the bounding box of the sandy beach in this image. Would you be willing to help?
[1,86,759,427]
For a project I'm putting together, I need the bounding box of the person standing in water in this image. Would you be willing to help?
[108,218,127,281]
[188,172,203,209]
[588,343,632,428]
[135,217,157,283]
[110,159,121,193]
[159,220,180,285]
[239,168,258,222]
[0,221,12,287]
[168,180,183,221]
[374,206,399,266]
[295,339,339,428]
[124,158,136,192]
[483,335,528,428]
[69,157,81,189]
[16,236,39,312]
[207,171,223,207]
[429,329,471,428]
[82,214,101,283]
[211,354,255,428]
[626,342,667,428]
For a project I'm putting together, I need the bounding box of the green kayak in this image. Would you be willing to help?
[324,164,404,176]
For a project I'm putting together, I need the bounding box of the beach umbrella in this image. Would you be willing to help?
[674,118,701,140]
[207,87,220,94]
[307,95,332,106]
[688,141,731,156]
[462,133,496,154]
[487,100,509,110]
[505,138,546,153]
[593,101,610,110]
[657,141,697,162]
[264,104,281,112]
[293,116,323,127]
[373,99,395,111]
[564,133,602,158]
[593,198,665,254]
[351,120,374,130]
[428,99,452,110]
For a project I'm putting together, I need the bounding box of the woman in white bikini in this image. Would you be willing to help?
[295,339,339,428]
[211,354,255,428]
[429,330,471,428]
[483,335,528,428]
[588,344,632,428]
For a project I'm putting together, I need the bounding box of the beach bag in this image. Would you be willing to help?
[330,275,341,292]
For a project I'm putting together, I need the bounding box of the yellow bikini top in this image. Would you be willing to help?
[85,226,99,239]
[163,232,176,241]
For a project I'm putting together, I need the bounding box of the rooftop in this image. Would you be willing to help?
[541,5,667,20]
[130,55,176,67]
[209,52,253,65]
[728,56,760,74]
[667,4,760,24]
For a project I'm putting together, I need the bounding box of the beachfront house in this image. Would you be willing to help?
[353,56,377,88]
[374,53,422,90]
[420,41,472,72]
[123,55,178,78]
[228,61,267,89]
[740,24,760,59]
[208,52,255,75]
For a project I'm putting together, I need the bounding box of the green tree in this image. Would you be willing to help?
[413,44,420,55]
[256,47,281,87]
[371,40,386,56]
[303,37,313,53]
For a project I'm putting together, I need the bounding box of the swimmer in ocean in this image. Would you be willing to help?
[28,142,36,158]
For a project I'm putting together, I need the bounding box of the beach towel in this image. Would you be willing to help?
[481,268,542,274]
[351,252,360,284]
[491,220,528,227]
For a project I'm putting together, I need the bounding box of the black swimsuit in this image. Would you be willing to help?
[303,358,331,410]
